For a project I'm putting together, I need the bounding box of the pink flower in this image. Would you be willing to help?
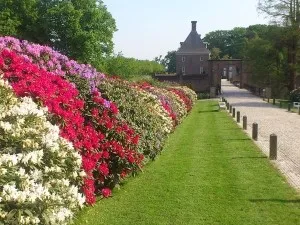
[101,188,112,198]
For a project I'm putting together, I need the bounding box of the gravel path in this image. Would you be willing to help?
[221,79,300,190]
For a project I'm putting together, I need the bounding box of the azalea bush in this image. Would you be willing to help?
[174,86,198,105]
[0,76,85,225]
[0,49,143,205]
[99,77,173,159]
[0,36,198,220]
[168,87,194,112]
[137,82,188,125]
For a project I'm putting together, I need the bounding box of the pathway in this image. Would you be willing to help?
[222,79,300,190]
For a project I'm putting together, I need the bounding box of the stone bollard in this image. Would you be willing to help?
[237,111,240,123]
[269,134,277,160]
[273,98,275,105]
[230,105,232,113]
[252,123,258,140]
[227,103,229,110]
[268,98,270,103]
[288,103,291,112]
[243,116,247,130]
[232,108,236,118]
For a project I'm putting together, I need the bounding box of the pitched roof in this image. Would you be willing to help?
[177,21,210,55]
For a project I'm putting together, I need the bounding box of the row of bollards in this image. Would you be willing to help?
[223,98,277,160]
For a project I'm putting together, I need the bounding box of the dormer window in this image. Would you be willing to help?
[182,56,185,62]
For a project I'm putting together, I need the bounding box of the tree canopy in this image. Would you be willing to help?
[0,0,117,70]
[258,0,300,90]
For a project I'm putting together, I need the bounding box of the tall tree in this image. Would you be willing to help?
[163,51,176,73]
[0,0,117,70]
[210,47,221,60]
[203,28,247,59]
[258,0,300,90]
[203,30,231,58]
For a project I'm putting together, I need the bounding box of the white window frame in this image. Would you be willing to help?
[200,66,204,74]
[182,66,185,74]
[182,56,185,62]
[200,56,203,61]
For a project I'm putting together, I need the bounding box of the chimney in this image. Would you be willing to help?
[191,21,197,32]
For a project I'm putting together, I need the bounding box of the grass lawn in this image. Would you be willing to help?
[73,100,300,225]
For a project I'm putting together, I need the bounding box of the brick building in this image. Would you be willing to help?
[155,21,245,97]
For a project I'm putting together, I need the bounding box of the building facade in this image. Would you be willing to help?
[155,21,245,96]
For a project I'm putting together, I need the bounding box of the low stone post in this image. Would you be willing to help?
[243,116,247,130]
[252,123,258,140]
[288,103,291,112]
[237,111,240,123]
[230,105,232,113]
[269,134,277,160]
[227,103,229,110]
[233,108,236,118]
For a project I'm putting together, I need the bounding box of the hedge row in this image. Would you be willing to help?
[0,37,197,225]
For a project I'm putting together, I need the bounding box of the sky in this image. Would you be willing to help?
[104,0,269,60]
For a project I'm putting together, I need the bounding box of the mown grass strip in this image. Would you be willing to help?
[74,100,300,225]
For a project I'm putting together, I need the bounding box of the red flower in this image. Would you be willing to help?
[101,188,112,198]
[98,163,109,176]
[0,48,145,205]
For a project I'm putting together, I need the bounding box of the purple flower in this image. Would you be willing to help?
[103,99,111,108]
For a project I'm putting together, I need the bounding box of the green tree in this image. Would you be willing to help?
[163,51,176,73]
[245,26,288,95]
[203,28,247,59]
[258,0,300,90]
[0,0,117,71]
[106,54,165,79]
[210,47,221,59]
[203,30,231,58]
[0,0,38,36]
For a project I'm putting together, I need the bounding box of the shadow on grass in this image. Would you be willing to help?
[198,109,219,113]
[249,199,300,204]
[224,138,251,141]
[219,128,241,130]
[232,156,267,159]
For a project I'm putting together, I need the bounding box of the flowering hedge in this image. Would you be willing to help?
[137,82,188,126]
[174,86,198,105]
[99,77,173,159]
[0,76,85,225]
[0,49,143,205]
[0,36,198,224]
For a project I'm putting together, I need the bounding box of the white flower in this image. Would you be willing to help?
[0,121,12,131]
[0,77,84,224]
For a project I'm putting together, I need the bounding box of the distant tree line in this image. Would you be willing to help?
[0,0,164,78]
[106,54,165,79]
[203,0,300,94]
[158,0,300,96]
[203,24,290,95]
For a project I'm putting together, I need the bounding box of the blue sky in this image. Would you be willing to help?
[104,0,269,60]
